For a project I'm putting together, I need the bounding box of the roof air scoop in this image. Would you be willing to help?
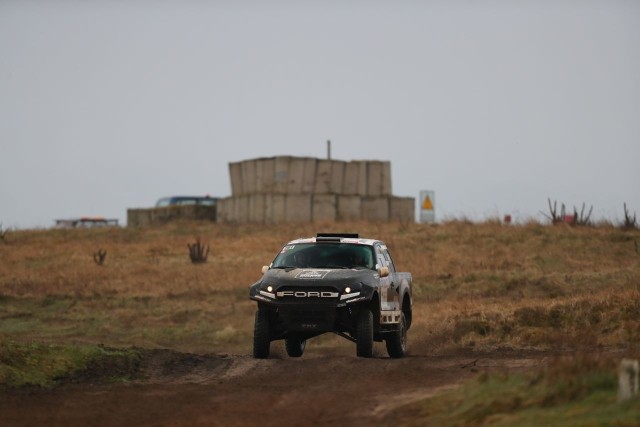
[316,233,359,239]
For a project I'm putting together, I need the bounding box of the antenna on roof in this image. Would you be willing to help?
[327,140,331,160]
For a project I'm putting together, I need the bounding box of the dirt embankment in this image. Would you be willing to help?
[0,346,549,427]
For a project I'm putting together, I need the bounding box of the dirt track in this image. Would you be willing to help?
[0,343,548,427]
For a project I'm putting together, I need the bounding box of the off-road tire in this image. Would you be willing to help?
[285,336,307,358]
[385,312,408,358]
[356,309,374,358]
[253,309,271,359]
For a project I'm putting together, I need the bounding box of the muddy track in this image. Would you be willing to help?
[0,345,549,427]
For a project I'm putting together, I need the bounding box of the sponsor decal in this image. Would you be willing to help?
[295,269,330,279]
[280,245,295,253]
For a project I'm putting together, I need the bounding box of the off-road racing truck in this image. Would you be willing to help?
[249,233,412,359]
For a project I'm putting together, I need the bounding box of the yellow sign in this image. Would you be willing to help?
[422,196,433,210]
[420,190,435,223]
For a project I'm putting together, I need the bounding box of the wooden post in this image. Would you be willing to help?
[618,359,639,402]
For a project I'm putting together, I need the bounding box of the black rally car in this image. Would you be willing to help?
[249,233,413,358]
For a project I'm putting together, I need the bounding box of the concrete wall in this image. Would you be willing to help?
[337,195,362,221]
[216,194,413,224]
[128,156,411,226]
[228,157,392,197]
[218,156,413,224]
[312,194,337,222]
[362,197,390,222]
[390,197,415,222]
[342,161,359,195]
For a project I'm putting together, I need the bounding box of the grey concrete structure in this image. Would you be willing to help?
[342,161,359,196]
[312,194,337,222]
[329,160,346,194]
[390,197,415,222]
[217,156,414,223]
[362,197,390,222]
[314,160,333,194]
[266,194,286,224]
[337,195,362,221]
[127,156,413,226]
[227,156,393,197]
[286,194,313,223]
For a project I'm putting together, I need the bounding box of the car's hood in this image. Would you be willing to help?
[262,267,378,287]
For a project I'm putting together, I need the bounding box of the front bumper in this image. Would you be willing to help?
[250,295,354,333]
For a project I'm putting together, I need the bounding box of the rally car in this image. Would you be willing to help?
[249,233,412,358]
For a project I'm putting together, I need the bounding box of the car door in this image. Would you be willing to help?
[382,245,401,312]
[375,243,399,312]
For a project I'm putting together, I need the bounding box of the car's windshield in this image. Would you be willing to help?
[272,243,375,270]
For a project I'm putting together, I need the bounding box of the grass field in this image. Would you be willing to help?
[1,220,639,422]
[397,354,640,426]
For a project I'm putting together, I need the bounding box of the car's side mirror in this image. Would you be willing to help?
[378,266,389,278]
[261,265,269,275]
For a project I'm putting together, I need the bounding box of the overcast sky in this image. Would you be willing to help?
[1,1,638,229]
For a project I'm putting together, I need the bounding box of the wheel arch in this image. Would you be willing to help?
[400,290,412,329]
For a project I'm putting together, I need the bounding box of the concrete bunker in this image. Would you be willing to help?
[217,156,414,223]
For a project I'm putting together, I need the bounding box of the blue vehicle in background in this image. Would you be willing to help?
[155,195,218,207]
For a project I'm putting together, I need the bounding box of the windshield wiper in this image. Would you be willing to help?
[271,265,297,269]
[315,264,349,269]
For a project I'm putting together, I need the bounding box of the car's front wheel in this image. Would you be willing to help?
[285,335,306,357]
[253,309,271,359]
[356,309,374,358]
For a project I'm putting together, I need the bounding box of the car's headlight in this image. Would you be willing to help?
[259,284,276,299]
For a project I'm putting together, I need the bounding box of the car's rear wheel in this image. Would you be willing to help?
[285,335,307,357]
[385,312,408,358]
[253,309,271,359]
[356,309,374,358]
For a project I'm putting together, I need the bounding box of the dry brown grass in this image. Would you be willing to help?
[0,220,638,355]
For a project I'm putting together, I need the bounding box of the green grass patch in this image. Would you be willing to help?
[400,356,640,427]
[0,341,141,389]
[0,294,254,354]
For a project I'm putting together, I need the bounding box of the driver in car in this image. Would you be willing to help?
[293,251,311,268]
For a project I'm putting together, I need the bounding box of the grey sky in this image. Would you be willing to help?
[1,1,638,228]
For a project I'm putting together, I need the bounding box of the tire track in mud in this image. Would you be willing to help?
[220,356,262,380]
[0,348,551,427]
[135,349,233,384]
